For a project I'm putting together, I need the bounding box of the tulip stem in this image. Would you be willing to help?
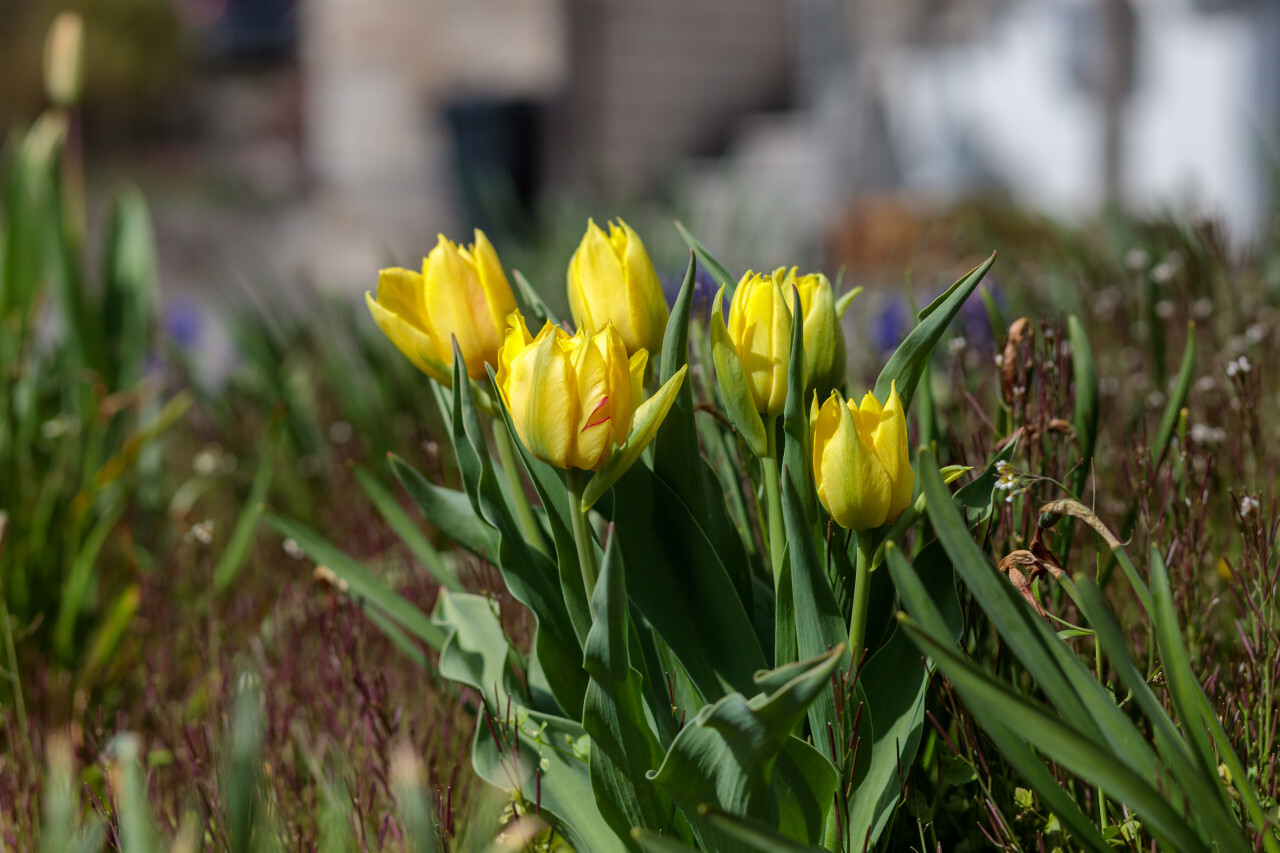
[491,420,550,556]
[761,416,785,579]
[848,534,874,667]
[565,469,599,602]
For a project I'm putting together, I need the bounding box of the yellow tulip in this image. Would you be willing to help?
[777,267,847,396]
[495,313,646,471]
[366,230,517,384]
[726,271,792,417]
[567,218,669,356]
[811,382,913,531]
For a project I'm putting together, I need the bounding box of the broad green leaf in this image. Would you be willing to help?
[632,830,699,853]
[264,510,446,650]
[710,284,767,457]
[388,453,498,558]
[353,463,462,593]
[224,681,265,853]
[582,529,674,845]
[648,647,843,850]
[1151,322,1195,471]
[781,470,844,753]
[769,737,839,846]
[1068,315,1099,474]
[612,463,766,701]
[874,252,996,411]
[900,616,1207,853]
[582,364,689,511]
[434,590,520,707]
[448,343,586,714]
[674,220,734,290]
[472,705,623,852]
[653,253,754,616]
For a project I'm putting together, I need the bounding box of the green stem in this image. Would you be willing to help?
[761,415,784,579]
[491,419,550,556]
[565,469,599,602]
[848,534,874,665]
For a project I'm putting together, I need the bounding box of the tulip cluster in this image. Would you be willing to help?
[366,222,683,491]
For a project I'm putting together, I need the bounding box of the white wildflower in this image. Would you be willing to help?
[283,538,305,560]
[329,421,353,444]
[1124,248,1150,271]
[1240,496,1260,518]
[1155,300,1175,319]
[948,337,967,355]
[185,519,214,545]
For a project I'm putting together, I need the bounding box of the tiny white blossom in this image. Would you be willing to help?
[1191,298,1213,319]
[1245,323,1267,346]
[1151,262,1176,284]
[948,337,967,355]
[1155,300,1174,319]
[1227,356,1252,378]
[185,519,214,545]
[283,538,305,560]
[1240,496,1260,518]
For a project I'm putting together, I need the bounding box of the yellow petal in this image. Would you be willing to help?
[571,329,613,469]
[880,381,914,518]
[470,228,518,348]
[507,323,574,468]
[616,218,668,354]
[628,348,648,417]
[814,393,890,531]
[366,290,450,384]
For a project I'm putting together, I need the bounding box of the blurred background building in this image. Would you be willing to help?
[2,0,1278,307]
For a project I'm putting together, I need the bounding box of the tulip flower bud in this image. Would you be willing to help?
[568,218,669,356]
[496,313,645,470]
[777,267,847,397]
[726,271,792,417]
[811,382,913,531]
[366,230,517,385]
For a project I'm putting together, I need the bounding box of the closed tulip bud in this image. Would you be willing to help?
[726,271,792,417]
[568,218,669,356]
[365,230,517,384]
[811,382,913,531]
[496,313,647,471]
[777,267,846,396]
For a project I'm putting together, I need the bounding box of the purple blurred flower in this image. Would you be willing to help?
[873,298,910,357]
[165,298,202,348]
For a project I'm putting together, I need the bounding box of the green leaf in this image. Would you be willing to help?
[647,647,843,850]
[512,267,561,326]
[918,451,1137,756]
[263,510,446,651]
[447,343,586,714]
[653,253,755,617]
[710,284,767,457]
[885,545,1111,853]
[978,285,1008,343]
[674,220,734,290]
[388,453,499,558]
[1074,577,1250,852]
[214,432,278,592]
[1151,322,1195,471]
[472,704,624,852]
[101,187,157,392]
[899,616,1208,853]
[874,252,996,412]
[612,463,767,701]
[582,364,689,511]
[701,805,828,852]
[582,528,674,845]
[353,463,463,593]
[434,590,519,707]
[1068,315,1099,473]
[114,734,159,853]
[834,286,863,319]
[781,469,844,754]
